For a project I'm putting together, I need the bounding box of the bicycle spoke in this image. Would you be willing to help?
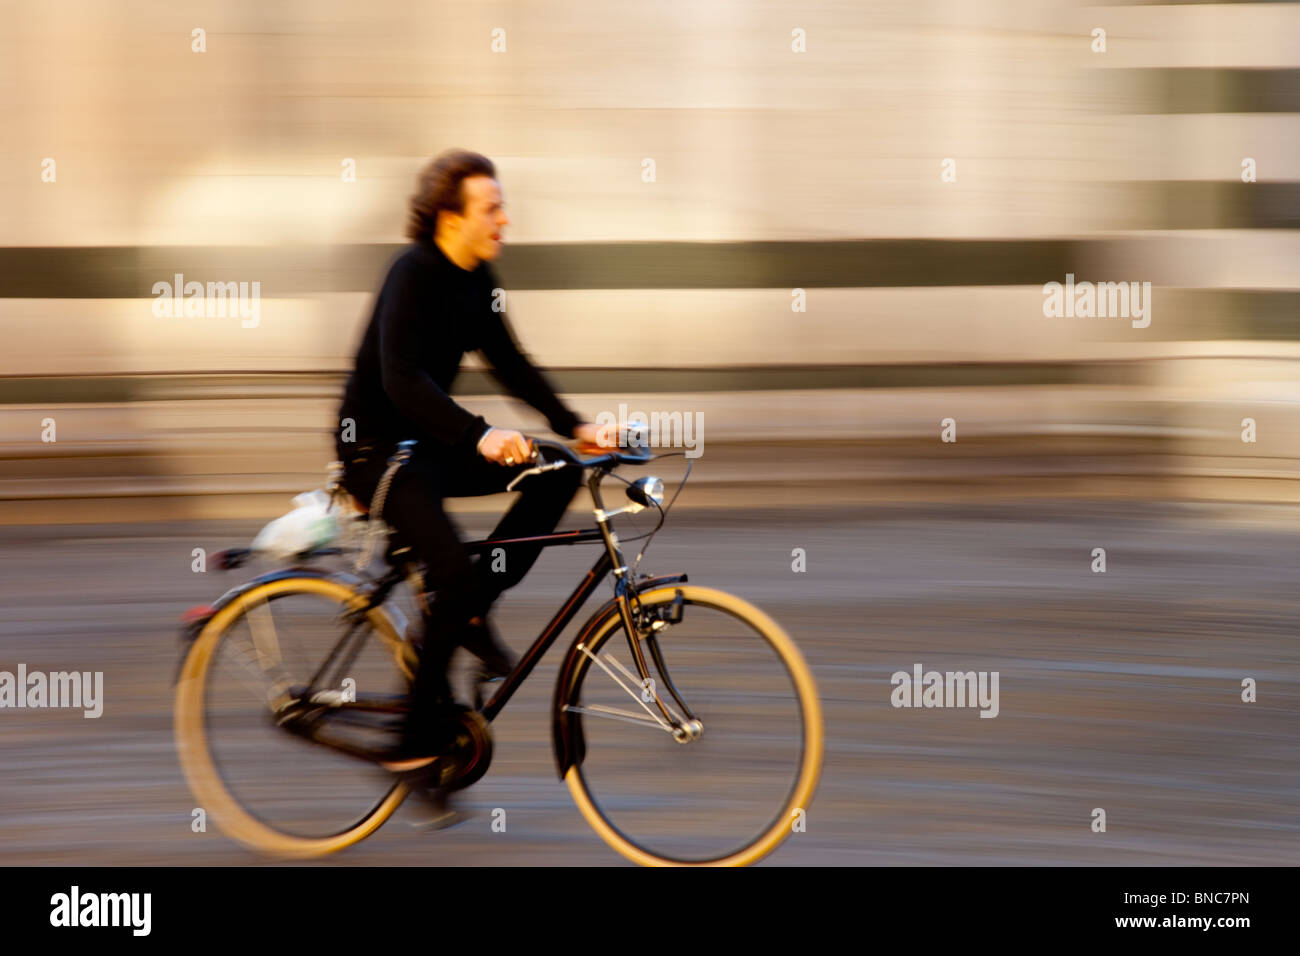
[576,642,674,731]
[226,629,293,707]
[242,599,303,705]
[562,703,674,733]
[601,641,687,724]
[306,614,367,693]
[247,599,284,671]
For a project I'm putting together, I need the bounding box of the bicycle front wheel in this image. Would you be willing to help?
[557,584,824,866]
[174,574,416,857]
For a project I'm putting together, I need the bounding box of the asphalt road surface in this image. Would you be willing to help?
[1,498,1297,865]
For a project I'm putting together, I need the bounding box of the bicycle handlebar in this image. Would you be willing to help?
[530,437,654,469]
[504,438,653,493]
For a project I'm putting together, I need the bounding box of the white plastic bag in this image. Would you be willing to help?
[251,490,340,561]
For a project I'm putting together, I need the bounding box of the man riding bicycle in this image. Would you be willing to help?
[335,149,608,814]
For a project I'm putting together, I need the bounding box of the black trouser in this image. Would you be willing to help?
[337,437,584,745]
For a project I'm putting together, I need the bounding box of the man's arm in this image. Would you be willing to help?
[477,305,583,439]
[377,257,488,452]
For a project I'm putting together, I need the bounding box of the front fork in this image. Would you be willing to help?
[629,591,703,743]
[588,470,702,742]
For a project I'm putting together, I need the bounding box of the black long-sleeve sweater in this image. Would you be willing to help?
[338,238,582,455]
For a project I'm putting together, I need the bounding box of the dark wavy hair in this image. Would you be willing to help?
[405,149,497,243]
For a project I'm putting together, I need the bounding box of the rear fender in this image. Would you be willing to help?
[171,567,370,686]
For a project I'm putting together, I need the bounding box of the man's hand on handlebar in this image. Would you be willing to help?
[481,421,632,467]
[479,428,535,466]
[571,421,617,457]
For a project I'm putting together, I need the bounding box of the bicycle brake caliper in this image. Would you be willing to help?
[638,588,684,637]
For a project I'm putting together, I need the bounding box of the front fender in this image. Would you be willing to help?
[551,572,688,778]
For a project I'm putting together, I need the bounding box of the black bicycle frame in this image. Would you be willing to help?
[340,465,650,723]
[476,543,614,721]
[469,466,634,722]
[300,464,687,755]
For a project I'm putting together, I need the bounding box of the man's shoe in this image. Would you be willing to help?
[454,616,515,710]
[378,705,480,831]
[459,616,516,678]
[460,616,514,675]
[408,791,470,831]
[402,774,472,831]
[375,711,465,830]
[378,758,471,830]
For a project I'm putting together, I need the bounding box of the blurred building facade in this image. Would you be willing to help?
[1,0,1297,520]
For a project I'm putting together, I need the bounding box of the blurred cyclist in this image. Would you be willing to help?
[335,149,607,817]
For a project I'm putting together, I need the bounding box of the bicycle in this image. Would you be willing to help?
[173,435,824,866]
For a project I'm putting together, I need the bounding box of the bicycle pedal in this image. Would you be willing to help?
[274,702,326,734]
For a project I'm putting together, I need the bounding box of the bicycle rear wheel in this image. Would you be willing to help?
[557,585,824,866]
[174,574,416,857]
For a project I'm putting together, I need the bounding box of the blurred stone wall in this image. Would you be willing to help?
[1,0,1297,519]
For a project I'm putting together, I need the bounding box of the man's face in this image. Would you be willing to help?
[449,175,509,263]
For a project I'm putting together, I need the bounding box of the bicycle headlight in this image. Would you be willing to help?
[627,476,664,508]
